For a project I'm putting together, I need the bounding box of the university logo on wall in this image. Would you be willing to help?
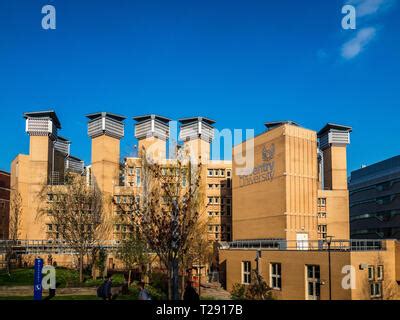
[262,144,275,162]
[239,143,275,188]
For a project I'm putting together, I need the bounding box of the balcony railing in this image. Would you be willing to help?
[0,239,121,255]
[224,239,386,251]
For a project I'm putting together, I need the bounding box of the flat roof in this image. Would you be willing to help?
[350,155,400,184]
[0,170,10,176]
[23,110,61,129]
[318,123,352,136]
[179,117,216,125]
[133,114,171,124]
[67,155,83,162]
[264,121,300,130]
[86,112,126,122]
[57,136,70,142]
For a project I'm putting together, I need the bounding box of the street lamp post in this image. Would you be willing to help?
[325,236,334,300]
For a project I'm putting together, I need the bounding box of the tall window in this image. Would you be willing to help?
[136,168,141,186]
[377,265,384,280]
[270,263,282,290]
[368,266,374,281]
[370,282,382,298]
[317,198,326,212]
[306,265,320,300]
[242,261,251,285]
[317,224,327,239]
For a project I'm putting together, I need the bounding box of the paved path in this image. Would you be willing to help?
[0,286,97,296]
[200,283,231,300]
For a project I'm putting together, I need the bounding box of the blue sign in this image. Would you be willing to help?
[34,258,43,301]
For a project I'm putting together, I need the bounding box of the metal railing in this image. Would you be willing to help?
[226,239,386,251]
[0,239,121,255]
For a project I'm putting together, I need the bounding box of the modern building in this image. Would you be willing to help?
[10,111,232,268]
[0,171,10,240]
[349,155,400,239]
[219,121,400,300]
[11,111,84,240]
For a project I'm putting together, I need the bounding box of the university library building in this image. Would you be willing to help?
[4,110,400,301]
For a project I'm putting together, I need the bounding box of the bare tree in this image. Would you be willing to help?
[113,149,204,300]
[5,192,22,275]
[38,173,108,283]
[116,237,150,285]
[180,220,213,297]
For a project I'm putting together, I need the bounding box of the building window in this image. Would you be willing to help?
[220,169,225,177]
[317,224,327,239]
[318,198,326,207]
[214,169,219,176]
[368,266,374,281]
[370,282,382,299]
[377,265,384,280]
[270,263,282,290]
[317,212,326,218]
[208,225,213,232]
[306,265,320,300]
[242,261,251,285]
[208,169,213,177]
[128,167,134,176]
[226,205,231,216]
[136,168,141,186]
[227,179,231,188]
[208,197,213,204]
[227,170,231,177]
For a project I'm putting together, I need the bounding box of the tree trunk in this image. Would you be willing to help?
[167,262,173,300]
[79,252,84,283]
[128,269,132,285]
[172,258,179,300]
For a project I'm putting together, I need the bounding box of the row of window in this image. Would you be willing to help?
[241,262,384,299]
[209,232,231,241]
[114,195,140,204]
[208,209,231,217]
[208,197,231,205]
[208,180,231,189]
[207,169,231,178]
[208,224,231,233]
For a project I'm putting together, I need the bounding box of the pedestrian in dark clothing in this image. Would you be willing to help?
[97,275,113,301]
[183,281,200,301]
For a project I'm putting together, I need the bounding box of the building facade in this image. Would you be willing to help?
[219,121,400,300]
[10,111,232,248]
[0,171,10,240]
[349,155,400,239]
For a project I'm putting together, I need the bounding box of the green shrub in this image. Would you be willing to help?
[230,283,246,300]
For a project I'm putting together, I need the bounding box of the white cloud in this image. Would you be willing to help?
[347,0,395,17]
[341,27,377,59]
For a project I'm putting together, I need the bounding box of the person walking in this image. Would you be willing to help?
[138,281,151,300]
[97,275,113,301]
[183,281,199,301]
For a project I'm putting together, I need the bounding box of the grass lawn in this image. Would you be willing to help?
[0,294,138,300]
[0,268,125,287]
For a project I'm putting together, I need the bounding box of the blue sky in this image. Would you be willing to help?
[0,0,399,172]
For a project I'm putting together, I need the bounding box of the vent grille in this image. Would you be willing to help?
[319,129,350,150]
[88,116,124,139]
[26,118,57,139]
